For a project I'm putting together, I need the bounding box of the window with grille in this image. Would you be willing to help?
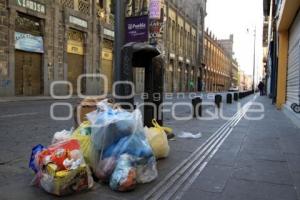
[61,0,74,9]
[60,0,90,15]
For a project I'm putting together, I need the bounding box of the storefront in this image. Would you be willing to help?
[286,10,300,113]
[167,60,174,92]
[14,13,44,96]
[101,39,114,93]
[184,65,189,92]
[175,63,181,92]
[67,29,85,94]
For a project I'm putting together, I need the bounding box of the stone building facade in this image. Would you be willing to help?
[0,0,115,97]
[203,30,232,92]
[0,0,206,96]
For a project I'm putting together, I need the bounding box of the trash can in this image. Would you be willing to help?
[226,93,233,104]
[192,97,202,118]
[215,94,222,108]
[234,93,238,101]
[116,42,164,127]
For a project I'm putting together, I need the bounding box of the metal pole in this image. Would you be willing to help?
[252,28,256,93]
[114,0,125,97]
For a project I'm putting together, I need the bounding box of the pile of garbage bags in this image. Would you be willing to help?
[29,99,171,196]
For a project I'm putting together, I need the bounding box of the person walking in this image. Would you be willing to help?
[258,81,265,96]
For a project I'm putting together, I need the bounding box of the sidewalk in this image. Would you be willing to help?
[0,92,231,103]
[0,96,79,103]
[1,95,298,200]
[182,96,300,200]
[0,93,251,200]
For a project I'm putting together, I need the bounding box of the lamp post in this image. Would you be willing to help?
[247,27,257,93]
[252,28,256,93]
[113,0,125,97]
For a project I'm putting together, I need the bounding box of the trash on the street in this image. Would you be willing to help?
[90,104,158,191]
[51,129,73,144]
[29,98,163,195]
[136,156,158,184]
[144,120,170,159]
[74,97,110,127]
[29,139,94,196]
[176,132,202,139]
[95,156,117,183]
[50,122,98,171]
[71,121,98,171]
[109,154,137,192]
[89,103,138,151]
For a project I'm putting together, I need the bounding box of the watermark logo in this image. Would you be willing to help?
[50,73,265,124]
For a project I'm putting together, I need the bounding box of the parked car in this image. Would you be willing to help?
[228,87,239,92]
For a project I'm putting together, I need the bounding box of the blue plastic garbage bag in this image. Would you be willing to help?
[109,154,137,192]
[103,132,153,159]
[29,144,44,173]
[91,108,138,151]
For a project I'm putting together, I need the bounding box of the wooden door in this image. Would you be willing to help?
[101,50,113,93]
[15,50,42,96]
[67,53,84,94]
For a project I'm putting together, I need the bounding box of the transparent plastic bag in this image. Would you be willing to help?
[29,139,94,196]
[71,121,98,171]
[109,154,137,192]
[51,129,73,144]
[136,156,158,184]
[176,132,202,139]
[91,108,140,151]
[94,109,158,188]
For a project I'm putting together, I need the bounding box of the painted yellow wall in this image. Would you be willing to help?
[276,31,288,109]
[276,0,300,109]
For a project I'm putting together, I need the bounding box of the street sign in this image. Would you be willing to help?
[149,0,161,19]
[125,16,149,43]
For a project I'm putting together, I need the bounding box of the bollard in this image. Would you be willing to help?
[239,92,242,99]
[215,94,222,108]
[192,97,202,118]
[234,93,238,101]
[226,93,233,104]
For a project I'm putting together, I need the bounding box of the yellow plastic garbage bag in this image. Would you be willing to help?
[72,121,98,171]
[144,119,171,159]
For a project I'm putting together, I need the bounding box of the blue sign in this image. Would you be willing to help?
[125,15,149,43]
[15,32,44,53]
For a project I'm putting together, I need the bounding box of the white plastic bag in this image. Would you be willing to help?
[176,132,202,139]
[51,129,73,144]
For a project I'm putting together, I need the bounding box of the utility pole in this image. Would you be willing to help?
[114,0,125,97]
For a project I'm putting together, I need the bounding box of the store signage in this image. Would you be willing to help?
[149,0,161,19]
[102,49,113,61]
[125,16,148,43]
[149,19,163,45]
[67,40,84,55]
[104,28,115,38]
[69,16,88,28]
[15,32,44,53]
[16,0,45,14]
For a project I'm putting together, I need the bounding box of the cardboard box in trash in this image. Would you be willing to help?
[74,97,114,127]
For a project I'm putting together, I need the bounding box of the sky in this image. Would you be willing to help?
[205,0,264,78]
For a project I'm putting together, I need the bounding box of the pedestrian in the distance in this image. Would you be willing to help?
[258,81,265,96]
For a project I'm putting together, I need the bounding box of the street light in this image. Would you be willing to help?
[113,0,125,99]
[247,27,256,93]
